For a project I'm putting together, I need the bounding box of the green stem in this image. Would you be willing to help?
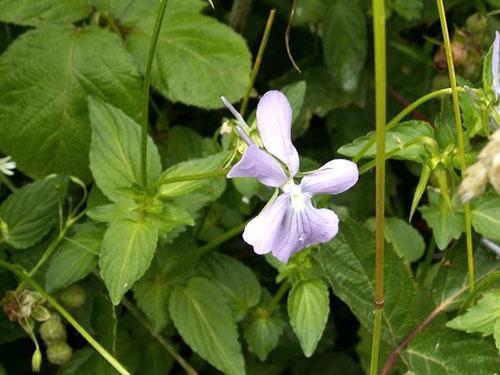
[28,228,68,278]
[417,237,437,284]
[436,0,475,290]
[370,0,387,373]
[460,269,500,312]
[268,280,291,313]
[239,9,276,117]
[101,11,121,36]
[0,174,17,192]
[141,0,168,187]
[157,169,228,186]
[196,222,246,257]
[122,298,199,375]
[0,260,130,375]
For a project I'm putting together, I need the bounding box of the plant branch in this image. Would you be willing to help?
[122,298,199,375]
[436,0,475,290]
[370,0,387,373]
[141,0,168,187]
[239,9,276,117]
[196,222,247,257]
[0,260,130,375]
[268,280,291,313]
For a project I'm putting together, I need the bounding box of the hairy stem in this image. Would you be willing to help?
[436,0,475,290]
[0,260,130,375]
[370,0,387,373]
[122,298,199,375]
[239,9,276,117]
[141,0,168,186]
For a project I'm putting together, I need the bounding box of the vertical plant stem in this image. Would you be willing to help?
[0,260,130,375]
[370,0,387,373]
[436,0,475,290]
[239,9,276,117]
[268,280,291,313]
[141,0,168,186]
[0,174,17,192]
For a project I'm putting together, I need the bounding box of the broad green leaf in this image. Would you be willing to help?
[338,121,434,162]
[0,0,91,26]
[244,308,284,361]
[323,0,367,92]
[88,98,161,202]
[46,224,104,292]
[402,327,500,373]
[0,25,142,180]
[281,81,307,128]
[434,98,456,148]
[146,204,194,236]
[471,196,500,240]
[391,0,423,20]
[288,279,329,357]
[420,204,464,250]
[86,201,141,223]
[315,218,425,347]
[133,280,171,334]
[383,217,425,263]
[292,0,327,26]
[494,318,500,352]
[160,126,209,167]
[198,253,261,320]
[0,176,66,249]
[169,277,245,375]
[125,1,251,108]
[99,219,158,305]
[447,291,500,336]
[159,152,228,197]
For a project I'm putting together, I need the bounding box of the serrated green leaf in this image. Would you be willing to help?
[447,291,500,336]
[471,195,500,240]
[133,280,171,334]
[99,219,158,305]
[86,201,141,223]
[46,224,104,292]
[159,152,228,197]
[169,277,245,375]
[198,253,261,320]
[125,2,251,108]
[323,0,367,92]
[0,176,66,249]
[288,279,329,357]
[0,0,92,26]
[244,309,284,361]
[420,204,464,250]
[146,204,194,235]
[88,97,162,202]
[391,0,423,21]
[338,121,433,162]
[384,217,425,263]
[0,25,142,180]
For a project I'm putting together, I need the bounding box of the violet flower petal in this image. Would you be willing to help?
[301,159,359,196]
[243,193,339,263]
[227,144,288,187]
[256,90,300,176]
[493,31,500,97]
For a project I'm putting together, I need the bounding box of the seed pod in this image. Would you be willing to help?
[58,285,86,309]
[46,342,73,366]
[39,318,66,344]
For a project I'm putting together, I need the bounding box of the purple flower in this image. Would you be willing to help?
[493,31,500,97]
[222,91,359,263]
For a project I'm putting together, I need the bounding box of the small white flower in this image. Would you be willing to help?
[0,156,16,176]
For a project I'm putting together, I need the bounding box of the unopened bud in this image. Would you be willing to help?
[40,318,67,344]
[459,163,488,202]
[31,348,42,373]
[46,342,72,366]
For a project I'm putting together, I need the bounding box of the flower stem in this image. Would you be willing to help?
[370,0,387,373]
[141,0,168,187]
[0,260,130,375]
[122,298,199,375]
[0,174,17,192]
[436,0,475,290]
[196,222,246,257]
[157,169,228,186]
[268,280,291,313]
[239,9,276,117]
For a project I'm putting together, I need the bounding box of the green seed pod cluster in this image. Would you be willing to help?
[58,285,86,309]
[46,342,73,366]
[39,315,73,366]
[39,317,67,344]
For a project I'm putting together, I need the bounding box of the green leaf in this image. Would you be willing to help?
[288,279,330,357]
[0,176,66,249]
[159,152,228,197]
[471,196,500,241]
[46,224,104,292]
[281,81,307,128]
[434,98,456,148]
[198,253,261,320]
[447,291,500,336]
[383,217,425,263]
[323,0,367,92]
[402,327,500,372]
[169,277,245,375]
[338,121,434,162]
[0,0,92,26]
[88,97,162,202]
[125,1,251,108]
[244,306,284,361]
[133,280,171,334]
[146,204,195,236]
[0,25,142,180]
[292,0,328,26]
[391,0,423,21]
[99,219,158,305]
[86,201,141,223]
[494,318,500,352]
[420,203,464,250]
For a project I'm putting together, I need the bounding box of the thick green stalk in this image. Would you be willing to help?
[0,260,130,375]
[370,0,387,373]
[141,0,168,186]
[436,0,475,290]
[239,9,276,117]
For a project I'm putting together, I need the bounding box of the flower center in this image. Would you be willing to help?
[282,180,306,212]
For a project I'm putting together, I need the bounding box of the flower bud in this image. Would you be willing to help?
[31,348,42,372]
[58,285,85,309]
[39,318,67,344]
[46,342,73,366]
